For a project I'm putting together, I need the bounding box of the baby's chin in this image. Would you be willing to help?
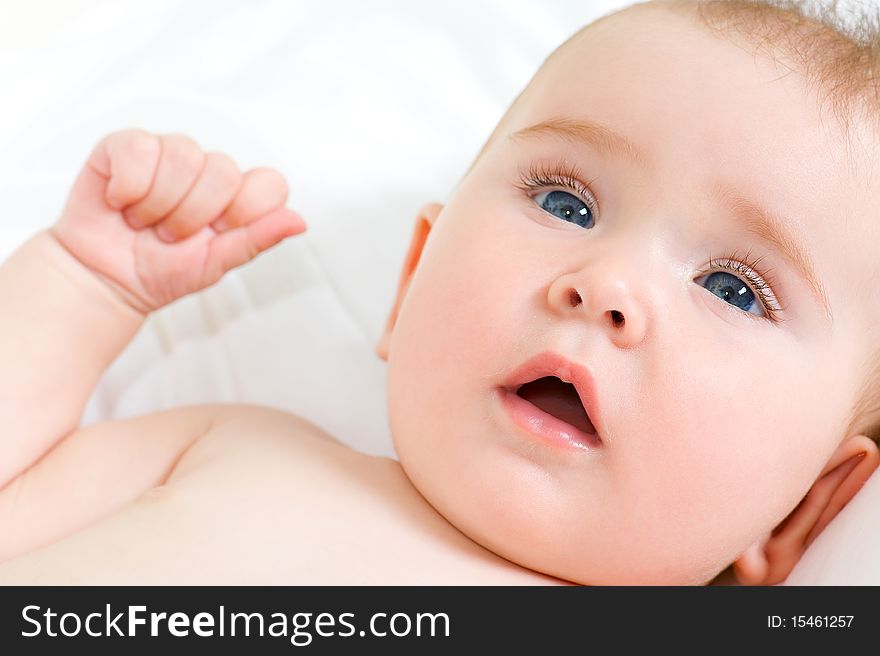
[429,495,731,585]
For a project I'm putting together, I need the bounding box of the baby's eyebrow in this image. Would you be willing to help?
[709,183,833,324]
[510,117,649,168]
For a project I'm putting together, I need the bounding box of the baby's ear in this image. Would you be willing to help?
[375,202,444,361]
[733,434,879,585]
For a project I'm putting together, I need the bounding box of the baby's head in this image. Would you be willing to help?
[376,0,880,584]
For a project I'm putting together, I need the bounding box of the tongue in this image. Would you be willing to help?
[516,377,596,434]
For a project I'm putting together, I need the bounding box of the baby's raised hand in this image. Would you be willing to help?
[51,129,306,314]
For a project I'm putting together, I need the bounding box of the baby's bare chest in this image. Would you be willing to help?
[154,424,460,583]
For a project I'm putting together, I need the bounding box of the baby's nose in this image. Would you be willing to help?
[547,270,648,349]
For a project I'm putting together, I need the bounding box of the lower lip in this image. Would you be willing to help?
[497,387,601,452]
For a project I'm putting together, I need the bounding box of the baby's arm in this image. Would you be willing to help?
[0,230,145,491]
[0,129,306,491]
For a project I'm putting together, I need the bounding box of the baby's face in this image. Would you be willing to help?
[383,7,879,584]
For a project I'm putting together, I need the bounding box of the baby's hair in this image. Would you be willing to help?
[679,1,880,136]
[852,348,880,446]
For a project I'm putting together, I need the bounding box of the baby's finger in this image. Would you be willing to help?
[202,207,307,284]
[154,152,244,242]
[212,167,289,231]
[124,134,206,229]
[90,129,161,210]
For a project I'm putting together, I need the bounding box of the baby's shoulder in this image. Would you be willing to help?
[156,402,339,470]
[200,402,344,446]
[165,402,394,488]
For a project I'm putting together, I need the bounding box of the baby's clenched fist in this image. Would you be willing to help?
[51,129,306,314]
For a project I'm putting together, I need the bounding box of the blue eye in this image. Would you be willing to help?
[697,270,761,315]
[534,190,595,229]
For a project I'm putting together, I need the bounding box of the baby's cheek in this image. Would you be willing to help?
[407,223,524,370]
[617,345,807,553]
[618,344,850,579]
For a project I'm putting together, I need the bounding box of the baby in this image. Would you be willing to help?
[1,0,879,586]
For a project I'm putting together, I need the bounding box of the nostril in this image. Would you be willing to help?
[610,309,625,327]
[568,289,582,306]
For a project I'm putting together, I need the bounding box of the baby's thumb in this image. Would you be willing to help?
[203,207,306,282]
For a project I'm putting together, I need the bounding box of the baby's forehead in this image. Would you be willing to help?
[578,1,880,139]
[531,2,880,201]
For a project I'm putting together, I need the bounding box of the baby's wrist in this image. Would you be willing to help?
[40,228,150,321]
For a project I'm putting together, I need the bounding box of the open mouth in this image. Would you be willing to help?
[515,376,597,436]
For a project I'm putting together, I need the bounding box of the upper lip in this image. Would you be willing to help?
[501,351,603,440]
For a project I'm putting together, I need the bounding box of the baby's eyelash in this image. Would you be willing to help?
[515,161,786,323]
[699,249,786,322]
[515,160,599,216]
